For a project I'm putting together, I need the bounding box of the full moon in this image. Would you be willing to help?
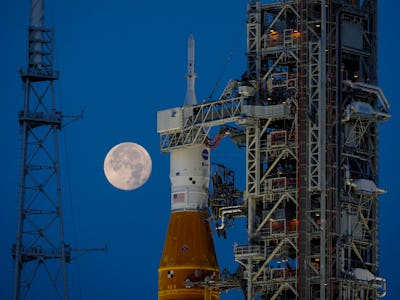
[103,142,152,191]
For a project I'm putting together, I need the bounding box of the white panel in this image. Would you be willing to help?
[170,145,210,211]
[157,108,182,133]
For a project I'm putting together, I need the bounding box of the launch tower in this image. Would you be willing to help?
[158,0,389,299]
[12,1,72,299]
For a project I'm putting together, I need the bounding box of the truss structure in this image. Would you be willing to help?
[12,8,70,300]
[158,0,389,299]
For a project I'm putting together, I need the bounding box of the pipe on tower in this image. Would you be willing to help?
[30,0,44,68]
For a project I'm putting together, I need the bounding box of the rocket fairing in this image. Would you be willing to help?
[158,35,220,300]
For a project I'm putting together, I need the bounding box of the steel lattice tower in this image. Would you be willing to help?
[158,0,390,299]
[12,1,70,299]
[242,0,389,298]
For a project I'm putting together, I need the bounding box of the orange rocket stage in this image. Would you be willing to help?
[158,211,219,300]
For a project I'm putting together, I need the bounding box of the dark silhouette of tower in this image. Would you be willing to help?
[12,1,70,298]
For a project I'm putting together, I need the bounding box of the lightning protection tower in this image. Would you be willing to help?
[13,1,70,299]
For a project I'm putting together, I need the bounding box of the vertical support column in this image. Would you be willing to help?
[52,122,69,300]
[319,1,328,298]
[245,121,260,300]
[13,79,30,300]
[246,1,261,103]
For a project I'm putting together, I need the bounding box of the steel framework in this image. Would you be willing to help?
[158,0,389,299]
[12,1,70,299]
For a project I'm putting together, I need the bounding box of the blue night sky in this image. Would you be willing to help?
[1,1,399,299]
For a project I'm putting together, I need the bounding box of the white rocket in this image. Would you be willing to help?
[169,145,210,211]
[171,33,208,212]
[184,33,197,106]
[158,34,219,300]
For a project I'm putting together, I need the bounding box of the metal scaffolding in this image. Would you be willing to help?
[158,0,389,299]
[12,1,69,299]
